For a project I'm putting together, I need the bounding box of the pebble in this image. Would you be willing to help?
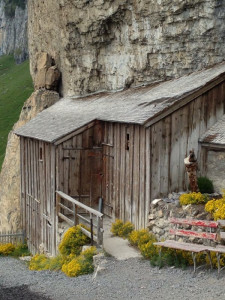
[0,257,225,299]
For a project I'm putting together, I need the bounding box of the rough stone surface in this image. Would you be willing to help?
[148,192,215,241]
[28,0,225,96]
[0,90,59,231]
[206,150,225,194]
[34,52,61,91]
[0,1,28,63]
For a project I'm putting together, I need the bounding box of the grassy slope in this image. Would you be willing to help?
[0,55,33,170]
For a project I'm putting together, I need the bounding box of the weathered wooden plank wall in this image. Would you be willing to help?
[56,122,103,210]
[21,138,56,255]
[103,81,225,228]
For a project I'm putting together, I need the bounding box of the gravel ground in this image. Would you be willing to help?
[0,256,225,300]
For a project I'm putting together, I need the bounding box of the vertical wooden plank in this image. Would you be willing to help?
[151,122,162,199]
[159,117,172,195]
[50,145,56,255]
[126,125,134,223]
[169,110,180,193]
[119,125,126,221]
[113,123,121,219]
[145,127,151,228]
[178,106,189,191]
[139,127,146,229]
[132,125,140,229]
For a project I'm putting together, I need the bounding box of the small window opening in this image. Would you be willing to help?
[126,133,130,150]
[40,147,43,160]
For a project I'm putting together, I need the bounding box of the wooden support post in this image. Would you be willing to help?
[97,217,103,246]
[73,204,78,226]
[90,213,93,246]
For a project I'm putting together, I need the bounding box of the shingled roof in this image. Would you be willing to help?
[15,62,225,143]
[199,115,225,146]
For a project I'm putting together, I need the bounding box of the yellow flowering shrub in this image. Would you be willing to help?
[29,254,50,271]
[29,226,96,277]
[62,246,97,277]
[0,243,15,255]
[59,225,90,256]
[111,219,134,238]
[179,192,209,205]
[205,193,225,220]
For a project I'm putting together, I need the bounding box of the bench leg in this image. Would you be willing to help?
[192,252,197,273]
[206,251,213,270]
[216,253,221,279]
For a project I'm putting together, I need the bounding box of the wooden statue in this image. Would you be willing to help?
[184,150,199,192]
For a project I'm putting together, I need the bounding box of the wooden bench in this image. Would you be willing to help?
[154,217,225,276]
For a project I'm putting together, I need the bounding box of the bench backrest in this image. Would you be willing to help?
[169,217,218,241]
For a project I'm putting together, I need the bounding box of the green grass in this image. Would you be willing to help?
[0,55,33,170]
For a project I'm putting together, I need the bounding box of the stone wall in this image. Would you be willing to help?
[0,0,28,63]
[206,150,225,194]
[28,0,225,97]
[148,193,215,241]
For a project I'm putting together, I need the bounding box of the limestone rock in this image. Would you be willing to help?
[0,1,28,63]
[28,0,225,96]
[46,66,61,90]
[34,53,61,91]
[0,90,59,232]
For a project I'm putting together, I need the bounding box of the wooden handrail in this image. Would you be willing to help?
[56,190,104,246]
[56,191,103,218]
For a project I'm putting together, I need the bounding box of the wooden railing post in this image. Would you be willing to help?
[97,216,103,246]
[73,203,79,226]
[90,213,93,246]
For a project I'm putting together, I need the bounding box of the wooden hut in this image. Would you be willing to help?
[15,62,225,255]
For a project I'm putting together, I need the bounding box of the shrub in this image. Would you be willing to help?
[0,243,15,255]
[62,246,97,277]
[59,225,90,256]
[29,227,96,277]
[10,243,30,257]
[179,192,209,205]
[29,254,50,271]
[197,177,214,194]
[205,193,225,220]
[111,219,134,238]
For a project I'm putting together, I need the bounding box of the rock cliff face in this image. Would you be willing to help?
[28,0,225,96]
[0,0,28,63]
[0,90,59,231]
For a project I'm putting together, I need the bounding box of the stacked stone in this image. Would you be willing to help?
[147,192,212,241]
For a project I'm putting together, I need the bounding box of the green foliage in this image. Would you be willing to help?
[205,193,225,220]
[3,0,26,17]
[111,219,134,238]
[10,243,30,257]
[0,243,15,255]
[29,226,97,278]
[0,55,33,170]
[62,246,97,277]
[179,192,209,205]
[29,254,63,271]
[0,242,30,257]
[197,177,214,194]
[58,225,90,257]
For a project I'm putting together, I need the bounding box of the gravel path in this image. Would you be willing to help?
[0,256,225,300]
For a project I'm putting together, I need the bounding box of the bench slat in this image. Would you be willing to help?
[170,228,217,240]
[154,240,208,253]
[170,217,218,228]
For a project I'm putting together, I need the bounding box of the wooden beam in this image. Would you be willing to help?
[58,212,74,226]
[56,191,103,218]
[54,121,96,145]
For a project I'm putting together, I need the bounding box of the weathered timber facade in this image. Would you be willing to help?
[16,63,225,255]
